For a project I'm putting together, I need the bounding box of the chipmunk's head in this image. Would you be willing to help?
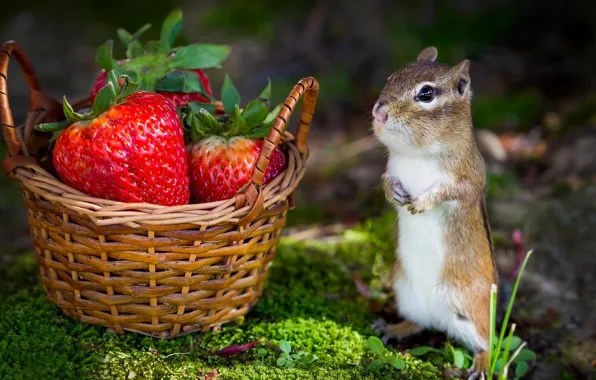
[372,46,473,153]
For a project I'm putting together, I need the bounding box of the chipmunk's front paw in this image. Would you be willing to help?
[407,193,435,214]
[383,176,411,206]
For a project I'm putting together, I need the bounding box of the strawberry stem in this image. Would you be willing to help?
[183,76,281,143]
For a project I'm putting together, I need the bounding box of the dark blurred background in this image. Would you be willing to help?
[2,0,596,378]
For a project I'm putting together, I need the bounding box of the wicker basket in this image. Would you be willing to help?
[0,40,319,338]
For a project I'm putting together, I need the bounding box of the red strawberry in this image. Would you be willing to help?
[187,137,286,203]
[35,72,190,206]
[90,9,229,108]
[184,75,287,203]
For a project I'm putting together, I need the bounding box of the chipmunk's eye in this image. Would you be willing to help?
[415,85,435,103]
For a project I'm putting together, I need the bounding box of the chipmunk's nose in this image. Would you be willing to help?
[372,100,388,124]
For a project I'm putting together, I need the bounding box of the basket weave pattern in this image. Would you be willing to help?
[0,41,319,338]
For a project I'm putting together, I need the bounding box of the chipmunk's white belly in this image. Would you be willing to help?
[387,154,453,330]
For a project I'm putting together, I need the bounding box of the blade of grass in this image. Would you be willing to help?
[489,283,497,374]
[506,341,527,368]
[498,323,516,380]
[491,250,533,372]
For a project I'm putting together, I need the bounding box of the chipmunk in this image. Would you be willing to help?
[370,46,497,380]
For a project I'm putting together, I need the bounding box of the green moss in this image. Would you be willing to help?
[0,212,441,380]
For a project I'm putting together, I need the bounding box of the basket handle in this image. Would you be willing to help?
[235,77,319,226]
[1,40,63,176]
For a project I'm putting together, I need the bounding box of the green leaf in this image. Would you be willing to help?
[387,356,405,370]
[35,120,71,132]
[513,349,536,362]
[304,353,318,364]
[286,361,295,368]
[155,71,206,94]
[116,29,132,48]
[366,359,384,372]
[230,104,247,134]
[257,348,267,357]
[280,352,291,360]
[505,336,522,351]
[160,9,182,53]
[118,75,139,99]
[495,358,503,373]
[195,108,223,138]
[259,78,272,100]
[106,71,120,95]
[144,41,162,54]
[126,40,144,59]
[221,74,241,115]
[279,340,291,354]
[170,43,231,69]
[367,336,385,356]
[95,40,115,71]
[92,82,117,115]
[276,357,285,367]
[515,361,529,378]
[131,23,152,40]
[241,98,269,128]
[408,346,436,356]
[263,103,282,124]
[188,102,216,115]
[62,96,85,122]
[453,349,465,369]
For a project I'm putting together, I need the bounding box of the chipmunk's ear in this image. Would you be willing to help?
[417,46,438,62]
[452,59,471,97]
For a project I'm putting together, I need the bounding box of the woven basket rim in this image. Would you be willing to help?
[11,131,307,227]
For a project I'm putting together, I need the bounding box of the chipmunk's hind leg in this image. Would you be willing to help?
[371,319,424,345]
[467,351,489,380]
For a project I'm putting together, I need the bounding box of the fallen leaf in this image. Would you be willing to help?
[214,340,260,356]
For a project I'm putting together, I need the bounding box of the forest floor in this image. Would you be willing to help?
[1,129,595,380]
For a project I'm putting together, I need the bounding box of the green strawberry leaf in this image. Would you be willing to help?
[221,74,240,115]
[241,98,269,128]
[62,96,86,122]
[117,75,139,99]
[155,70,206,94]
[259,78,272,100]
[34,120,71,132]
[126,40,144,59]
[94,40,116,71]
[160,9,183,53]
[116,28,132,49]
[192,108,223,140]
[188,102,216,115]
[170,43,231,69]
[263,103,282,124]
[106,70,121,95]
[189,114,204,143]
[93,81,118,115]
[249,119,275,139]
[230,104,247,134]
[144,41,162,54]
